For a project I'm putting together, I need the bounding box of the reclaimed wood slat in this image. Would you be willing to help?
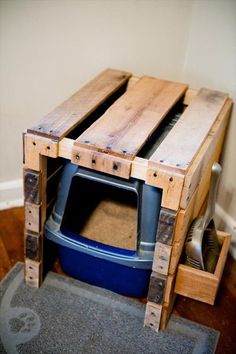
[24,170,41,204]
[149,88,228,173]
[24,202,41,233]
[180,98,232,209]
[24,134,58,171]
[25,231,42,261]
[144,302,162,332]
[152,242,172,275]
[74,76,187,160]
[147,272,167,305]
[28,69,131,140]
[156,208,177,245]
[25,258,42,288]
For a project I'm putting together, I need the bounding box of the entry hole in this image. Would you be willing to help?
[169,177,173,182]
[33,142,36,146]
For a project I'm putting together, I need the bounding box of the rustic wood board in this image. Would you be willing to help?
[144,302,162,331]
[147,272,167,305]
[71,146,132,179]
[25,258,42,288]
[156,208,177,245]
[25,231,42,261]
[180,98,232,209]
[149,88,228,173]
[74,76,187,160]
[24,170,41,204]
[24,202,41,233]
[152,242,172,275]
[27,69,131,140]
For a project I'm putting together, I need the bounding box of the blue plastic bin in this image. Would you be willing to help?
[45,163,162,298]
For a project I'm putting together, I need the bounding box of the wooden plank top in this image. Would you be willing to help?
[74,76,188,160]
[149,88,228,173]
[27,69,131,140]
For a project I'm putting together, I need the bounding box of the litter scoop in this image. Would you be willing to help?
[185,162,222,273]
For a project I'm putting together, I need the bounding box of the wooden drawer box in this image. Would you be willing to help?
[174,231,231,305]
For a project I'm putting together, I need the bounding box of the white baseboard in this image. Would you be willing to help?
[0,179,24,210]
[215,203,236,259]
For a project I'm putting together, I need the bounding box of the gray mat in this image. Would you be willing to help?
[0,263,219,354]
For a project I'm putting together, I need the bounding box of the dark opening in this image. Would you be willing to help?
[61,176,138,251]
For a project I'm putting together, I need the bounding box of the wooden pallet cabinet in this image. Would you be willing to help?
[23,68,232,330]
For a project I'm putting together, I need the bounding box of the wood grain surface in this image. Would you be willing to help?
[75,76,187,160]
[150,88,228,172]
[28,69,131,140]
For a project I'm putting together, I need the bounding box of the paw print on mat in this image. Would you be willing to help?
[9,312,38,334]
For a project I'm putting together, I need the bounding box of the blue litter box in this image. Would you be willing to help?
[45,162,162,298]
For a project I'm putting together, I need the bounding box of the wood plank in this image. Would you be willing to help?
[25,231,42,261]
[25,258,42,288]
[149,88,228,173]
[131,157,148,181]
[58,137,74,160]
[214,232,232,279]
[146,168,184,210]
[24,134,58,171]
[71,146,131,179]
[24,157,47,287]
[24,202,41,233]
[147,272,167,305]
[144,302,162,332]
[24,170,41,204]
[126,76,139,90]
[152,242,172,275]
[28,69,131,140]
[156,208,177,245]
[180,98,232,209]
[168,187,200,275]
[58,140,149,180]
[160,293,176,330]
[74,77,187,160]
[183,88,198,106]
[163,274,175,307]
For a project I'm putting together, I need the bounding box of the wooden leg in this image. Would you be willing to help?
[144,207,178,331]
[24,156,47,288]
